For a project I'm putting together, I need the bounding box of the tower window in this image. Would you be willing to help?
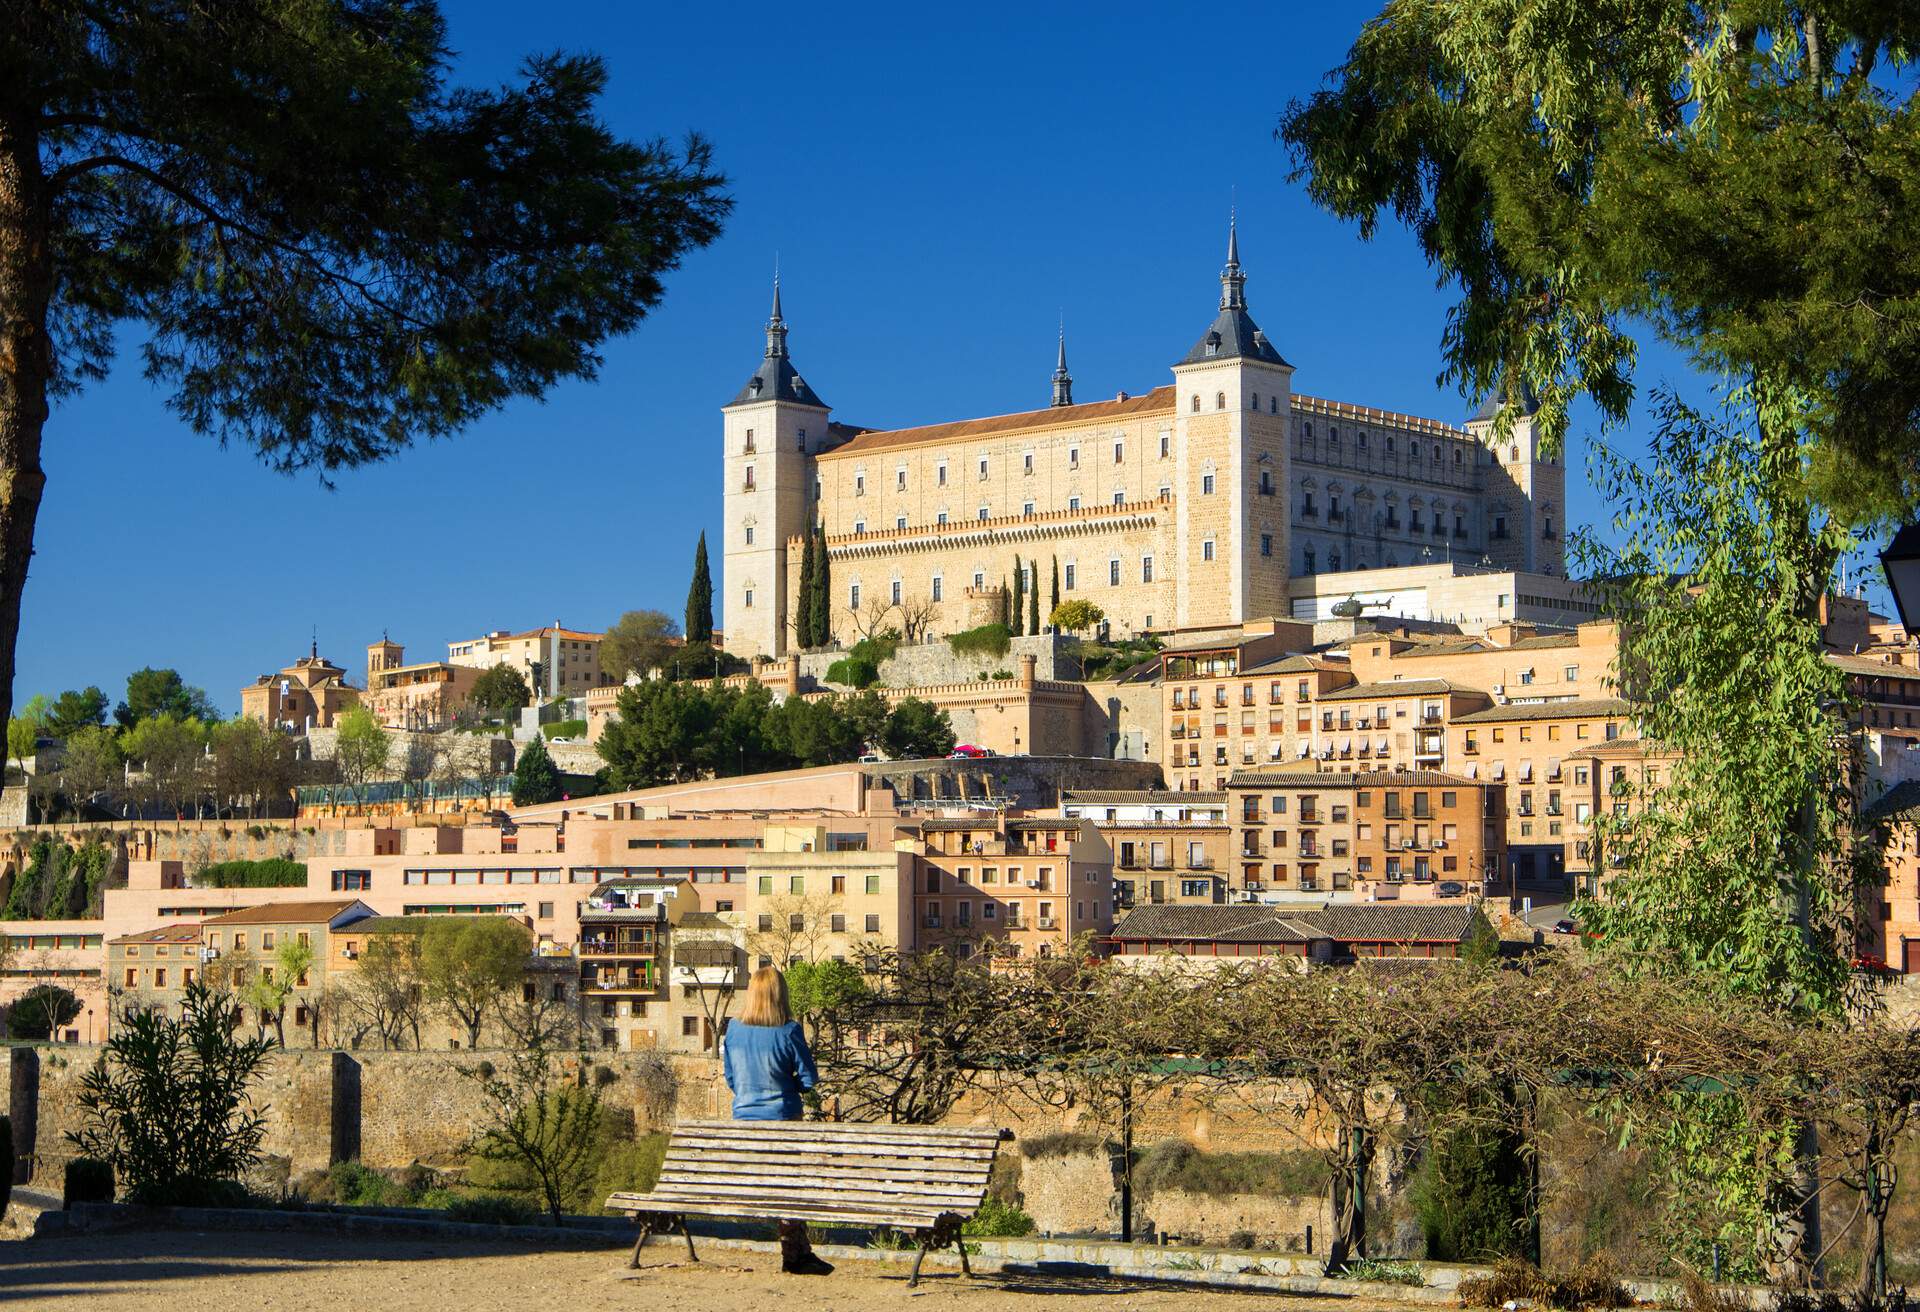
[1304,548,1316,573]
[1330,550,1342,571]
[890,580,902,605]
[1192,395,1201,413]
[855,473,865,496]
[1261,534,1273,557]
[1216,392,1226,410]
[1068,496,1081,511]
[744,589,754,609]
[1202,539,1216,562]
[850,584,861,609]
[744,525,754,545]
[896,468,907,490]
[978,456,989,480]
[1270,396,1278,414]
[1202,473,1215,495]
[937,461,948,486]
[937,511,948,525]
[1068,447,1078,469]
[931,576,943,602]
[1108,559,1121,586]
[1064,563,1077,590]
[1142,556,1154,583]
[743,428,755,452]
[1113,441,1123,464]
[978,505,991,521]
[1022,501,1035,516]
[1159,433,1170,458]
[853,520,865,535]
[1329,427,1340,446]
[1251,393,1259,410]
[895,516,906,530]
[1112,491,1124,506]
[1025,452,1035,474]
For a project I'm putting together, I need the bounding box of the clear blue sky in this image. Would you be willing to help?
[12,1,1887,716]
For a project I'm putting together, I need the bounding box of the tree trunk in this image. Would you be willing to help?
[1324,1121,1371,1271]
[0,108,53,798]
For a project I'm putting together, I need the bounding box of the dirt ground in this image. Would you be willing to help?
[0,1228,1421,1311]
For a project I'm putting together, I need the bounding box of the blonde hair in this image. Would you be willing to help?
[735,965,792,1027]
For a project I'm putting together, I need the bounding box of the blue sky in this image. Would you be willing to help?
[13,2,1885,715]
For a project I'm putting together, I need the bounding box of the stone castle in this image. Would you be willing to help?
[720,222,1566,660]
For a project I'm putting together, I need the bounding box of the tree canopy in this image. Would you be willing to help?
[686,532,715,645]
[114,668,216,729]
[44,685,108,739]
[598,609,679,681]
[418,915,531,1049]
[0,1,730,788]
[469,664,532,718]
[510,734,562,806]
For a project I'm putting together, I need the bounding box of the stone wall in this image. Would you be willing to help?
[799,634,1079,691]
[861,755,1162,810]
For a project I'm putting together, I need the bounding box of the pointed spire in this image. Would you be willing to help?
[1220,211,1247,311]
[1051,315,1073,407]
[765,262,789,359]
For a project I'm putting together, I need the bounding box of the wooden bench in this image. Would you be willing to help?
[606,1119,1007,1286]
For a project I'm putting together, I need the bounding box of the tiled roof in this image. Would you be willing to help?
[1158,635,1264,657]
[1317,678,1472,702]
[1506,633,1580,650]
[1226,768,1483,789]
[1389,639,1491,658]
[1452,698,1631,724]
[1110,902,1487,944]
[1063,790,1226,805]
[1829,652,1920,679]
[678,911,730,929]
[201,899,370,926]
[821,387,1177,459]
[1243,654,1349,676]
[1866,779,1920,825]
[352,916,425,934]
[110,923,206,946]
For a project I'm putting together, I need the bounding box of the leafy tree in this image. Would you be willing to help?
[6,714,36,777]
[882,697,956,761]
[123,712,208,820]
[0,4,730,799]
[465,1029,602,1222]
[43,686,108,739]
[809,523,832,651]
[241,960,294,1046]
[419,916,532,1049]
[470,664,532,718]
[1028,566,1040,634]
[114,669,216,730]
[53,724,121,818]
[768,693,862,767]
[599,609,680,681]
[685,531,714,645]
[597,679,719,789]
[511,735,562,807]
[6,982,80,1039]
[842,689,891,756]
[207,716,292,818]
[68,981,274,1205]
[337,927,425,1050]
[274,939,318,1046]
[1048,556,1060,619]
[1049,599,1104,634]
[332,706,391,808]
[784,958,870,1045]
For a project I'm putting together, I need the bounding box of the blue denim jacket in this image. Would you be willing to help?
[722,1020,818,1121]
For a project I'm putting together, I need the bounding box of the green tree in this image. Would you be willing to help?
[68,981,274,1205]
[123,712,208,820]
[0,4,729,798]
[1010,555,1024,637]
[241,961,295,1047]
[207,717,292,818]
[809,524,832,651]
[1028,565,1040,635]
[336,927,425,1050]
[686,532,715,645]
[511,735,562,807]
[6,714,35,778]
[842,689,892,756]
[599,609,680,681]
[43,686,108,739]
[6,982,80,1039]
[272,938,318,1046]
[470,664,532,719]
[332,706,391,808]
[114,669,216,730]
[597,679,716,789]
[768,693,862,767]
[1048,556,1060,620]
[882,697,956,760]
[419,916,532,1049]
[795,528,819,648]
[1049,599,1104,634]
[55,724,122,818]
[784,958,871,1045]
[464,1029,602,1222]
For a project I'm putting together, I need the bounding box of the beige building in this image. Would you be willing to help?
[240,644,360,731]
[363,636,483,730]
[447,622,618,700]
[721,226,1565,660]
[1060,790,1232,908]
[911,815,1114,960]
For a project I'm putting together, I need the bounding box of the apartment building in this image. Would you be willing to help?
[1865,780,1920,974]
[1059,790,1231,907]
[105,923,208,1019]
[201,900,375,1035]
[447,623,618,700]
[363,636,482,730]
[911,815,1114,959]
[1223,770,1502,903]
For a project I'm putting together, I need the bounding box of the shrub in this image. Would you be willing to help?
[63,1157,115,1206]
[962,1195,1036,1237]
[826,656,880,689]
[1411,1111,1533,1262]
[947,623,1012,660]
[444,1192,541,1226]
[1337,1257,1426,1286]
[320,1160,409,1207]
[1130,1139,1330,1199]
[592,1134,669,1211]
[1018,1132,1107,1161]
[1457,1256,1629,1310]
[193,858,307,888]
[541,719,588,740]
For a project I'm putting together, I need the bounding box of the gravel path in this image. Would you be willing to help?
[0,1228,1412,1310]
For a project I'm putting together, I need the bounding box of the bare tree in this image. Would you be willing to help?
[844,596,901,643]
[895,593,940,644]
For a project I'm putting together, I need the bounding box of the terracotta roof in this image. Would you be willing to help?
[1392,639,1493,658]
[1110,902,1487,944]
[678,911,730,929]
[1317,678,1474,702]
[1506,633,1580,650]
[1226,768,1484,789]
[1243,654,1349,676]
[820,387,1177,459]
[1866,780,1920,825]
[110,923,206,947]
[201,899,371,927]
[1829,652,1920,679]
[1452,698,1631,724]
[1063,790,1226,805]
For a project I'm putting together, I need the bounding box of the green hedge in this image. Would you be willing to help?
[194,858,307,888]
[947,623,1012,660]
[541,719,589,740]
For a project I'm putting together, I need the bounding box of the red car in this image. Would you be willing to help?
[949,744,991,759]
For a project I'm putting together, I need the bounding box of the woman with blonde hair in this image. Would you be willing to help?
[723,965,830,1275]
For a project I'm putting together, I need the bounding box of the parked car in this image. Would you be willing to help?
[1553,918,1577,935]
[857,752,882,764]
[949,744,991,759]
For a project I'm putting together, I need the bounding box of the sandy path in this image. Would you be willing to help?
[0,1228,1408,1311]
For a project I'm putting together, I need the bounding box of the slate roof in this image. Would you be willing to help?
[1469,381,1540,423]
[1180,306,1291,368]
[731,353,829,409]
[1109,902,1487,944]
[1451,698,1631,724]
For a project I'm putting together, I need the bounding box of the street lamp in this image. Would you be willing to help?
[1879,523,1920,634]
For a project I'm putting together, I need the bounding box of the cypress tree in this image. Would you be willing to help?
[686,532,714,645]
[795,529,818,648]
[1028,568,1040,635]
[1049,556,1060,627]
[1010,555,1024,636]
[511,735,562,807]
[809,525,832,650]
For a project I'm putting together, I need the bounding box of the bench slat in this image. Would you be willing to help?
[644,1188,979,1213]
[654,1176,984,1206]
[674,1123,1001,1146]
[658,1150,989,1178]
[611,1198,954,1228]
[668,1134,997,1161]
[676,1119,1002,1140]
[656,1160,989,1188]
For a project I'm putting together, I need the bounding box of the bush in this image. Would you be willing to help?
[1457,1256,1629,1310]
[444,1192,541,1226]
[315,1160,410,1207]
[947,623,1012,660]
[193,858,307,888]
[963,1195,1036,1237]
[592,1134,669,1211]
[541,719,588,740]
[1130,1139,1330,1199]
[1018,1132,1107,1161]
[63,1157,114,1206]
[1337,1257,1426,1286]
[1411,1110,1533,1262]
[825,655,880,689]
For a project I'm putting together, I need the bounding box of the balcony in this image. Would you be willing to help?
[1036,917,1058,930]
[579,934,658,959]
[581,965,656,994]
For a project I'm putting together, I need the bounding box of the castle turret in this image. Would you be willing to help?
[1167,217,1294,626]
[1464,383,1562,575]
[722,275,831,659]
[1050,322,1073,408]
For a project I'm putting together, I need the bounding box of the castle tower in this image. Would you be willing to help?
[1464,384,1563,575]
[721,276,831,659]
[1168,218,1295,626]
[1050,323,1073,407]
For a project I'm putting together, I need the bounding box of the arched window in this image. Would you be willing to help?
[1191,395,1201,413]
[1215,391,1226,411]
[1330,550,1342,571]
[1270,396,1279,414]
[1251,392,1260,411]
